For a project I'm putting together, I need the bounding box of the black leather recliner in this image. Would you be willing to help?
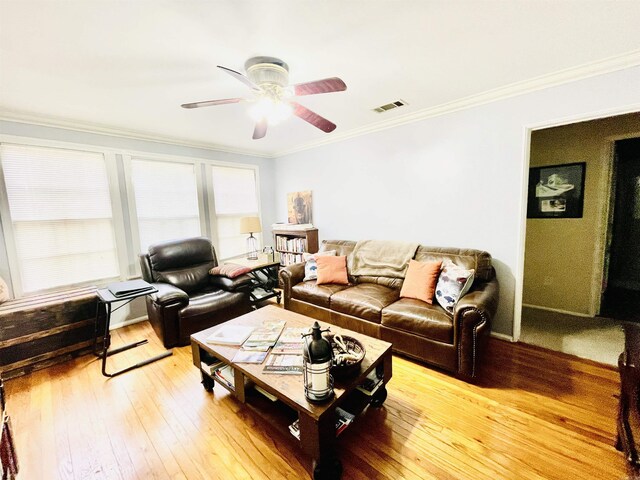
[139,237,252,348]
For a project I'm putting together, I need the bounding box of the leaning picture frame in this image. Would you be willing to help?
[527,162,586,219]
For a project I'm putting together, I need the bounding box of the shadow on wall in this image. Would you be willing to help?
[490,258,515,339]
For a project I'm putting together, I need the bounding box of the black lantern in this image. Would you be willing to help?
[302,321,334,403]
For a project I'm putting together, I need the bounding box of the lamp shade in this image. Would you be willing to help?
[239,216,262,234]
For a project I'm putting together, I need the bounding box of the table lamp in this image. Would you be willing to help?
[239,216,262,260]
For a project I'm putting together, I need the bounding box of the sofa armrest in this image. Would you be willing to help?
[453,277,499,378]
[210,274,253,292]
[149,282,189,308]
[280,262,306,308]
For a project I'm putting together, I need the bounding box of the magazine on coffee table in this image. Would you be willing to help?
[242,320,286,351]
[206,325,255,346]
[232,349,269,364]
[270,327,307,355]
[263,354,303,374]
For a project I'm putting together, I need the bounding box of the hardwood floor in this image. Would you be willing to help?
[5,320,627,479]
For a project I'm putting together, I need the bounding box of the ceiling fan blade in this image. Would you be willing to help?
[217,65,260,90]
[293,77,347,96]
[290,102,337,133]
[253,118,268,140]
[181,98,243,109]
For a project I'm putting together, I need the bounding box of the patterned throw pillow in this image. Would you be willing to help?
[435,262,475,314]
[209,264,252,278]
[0,276,9,303]
[303,250,336,281]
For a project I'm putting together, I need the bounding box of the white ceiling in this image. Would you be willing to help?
[1,1,640,157]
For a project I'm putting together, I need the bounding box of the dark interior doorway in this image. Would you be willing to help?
[601,137,640,321]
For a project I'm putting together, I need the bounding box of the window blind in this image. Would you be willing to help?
[0,144,119,293]
[130,159,201,253]
[211,166,260,259]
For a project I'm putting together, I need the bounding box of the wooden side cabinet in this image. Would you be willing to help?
[272,227,319,267]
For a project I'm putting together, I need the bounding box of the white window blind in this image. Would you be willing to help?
[0,144,119,294]
[130,159,201,253]
[211,166,260,259]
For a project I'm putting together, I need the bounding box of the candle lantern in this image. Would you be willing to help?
[302,321,334,403]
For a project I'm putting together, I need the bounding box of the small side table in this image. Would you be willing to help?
[94,282,172,377]
[225,253,282,307]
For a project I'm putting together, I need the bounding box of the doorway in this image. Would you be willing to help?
[601,137,640,321]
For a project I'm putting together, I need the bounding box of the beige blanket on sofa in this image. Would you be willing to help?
[350,240,419,278]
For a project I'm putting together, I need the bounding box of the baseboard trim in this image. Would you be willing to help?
[490,332,515,342]
[110,315,147,330]
[522,303,592,318]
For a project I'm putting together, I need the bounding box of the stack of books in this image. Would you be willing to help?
[356,370,383,396]
[212,364,236,389]
[288,407,355,440]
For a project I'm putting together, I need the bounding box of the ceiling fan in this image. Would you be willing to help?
[181,56,347,139]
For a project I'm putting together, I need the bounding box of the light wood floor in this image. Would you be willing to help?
[5,320,628,479]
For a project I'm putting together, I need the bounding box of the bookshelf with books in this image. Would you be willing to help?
[272,225,319,267]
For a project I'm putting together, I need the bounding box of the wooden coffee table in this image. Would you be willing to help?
[190,305,392,480]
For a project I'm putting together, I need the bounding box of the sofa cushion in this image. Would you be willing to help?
[435,263,475,313]
[292,281,351,308]
[399,260,442,304]
[330,284,400,323]
[381,298,453,344]
[179,287,245,320]
[209,263,252,278]
[303,250,336,281]
[316,255,349,285]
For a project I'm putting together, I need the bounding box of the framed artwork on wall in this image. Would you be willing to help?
[287,190,313,224]
[527,162,586,218]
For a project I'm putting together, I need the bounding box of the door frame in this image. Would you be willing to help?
[513,107,640,342]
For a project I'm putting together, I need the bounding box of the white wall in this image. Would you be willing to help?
[273,66,640,337]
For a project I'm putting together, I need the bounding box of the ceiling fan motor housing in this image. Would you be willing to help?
[245,56,290,88]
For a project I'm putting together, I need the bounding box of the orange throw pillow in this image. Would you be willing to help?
[316,255,349,285]
[399,260,442,304]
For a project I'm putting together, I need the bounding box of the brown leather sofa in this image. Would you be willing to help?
[140,237,252,348]
[280,240,499,379]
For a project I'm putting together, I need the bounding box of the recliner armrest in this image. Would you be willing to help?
[210,274,253,292]
[149,282,189,308]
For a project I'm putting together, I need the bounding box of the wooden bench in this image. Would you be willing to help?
[0,287,100,379]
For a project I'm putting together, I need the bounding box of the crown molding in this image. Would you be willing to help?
[2,50,639,160]
[273,49,640,157]
[0,111,275,159]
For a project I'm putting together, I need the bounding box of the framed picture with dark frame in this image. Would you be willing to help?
[527,162,586,218]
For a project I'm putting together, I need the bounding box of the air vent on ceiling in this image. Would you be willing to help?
[373,99,407,113]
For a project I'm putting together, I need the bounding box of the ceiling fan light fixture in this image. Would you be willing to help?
[181,56,346,139]
[248,97,293,125]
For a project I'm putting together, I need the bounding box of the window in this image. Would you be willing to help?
[0,138,264,298]
[0,144,119,294]
[211,166,260,259]
[129,158,201,253]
